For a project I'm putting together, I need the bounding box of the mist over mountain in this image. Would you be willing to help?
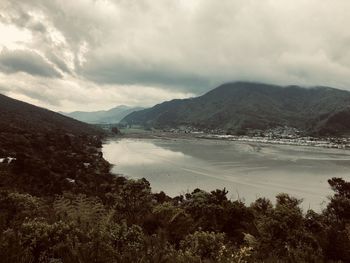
[122,82,350,135]
[62,106,144,124]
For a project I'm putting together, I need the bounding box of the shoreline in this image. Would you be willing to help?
[116,129,350,150]
[103,132,350,213]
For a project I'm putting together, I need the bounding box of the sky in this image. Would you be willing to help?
[0,0,350,112]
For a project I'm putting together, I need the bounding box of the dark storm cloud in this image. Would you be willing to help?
[81,58,212,91]
[1,0,350,110]
[0,49,62,78]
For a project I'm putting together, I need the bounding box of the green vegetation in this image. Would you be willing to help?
[0,93,350,262]
[122,82,350,136]
[1,172,349,262]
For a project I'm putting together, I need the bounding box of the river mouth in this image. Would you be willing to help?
[103,137,350,211]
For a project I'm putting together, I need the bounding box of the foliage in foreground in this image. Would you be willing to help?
[0,176,349,263]
[0,130,349,262]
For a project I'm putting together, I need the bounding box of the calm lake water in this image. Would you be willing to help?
[103,138,350,210]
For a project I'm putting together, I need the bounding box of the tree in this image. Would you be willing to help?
[0,191,42,231]
[113,178,154,224]
[254,193,323,262]
[147,202,194,243]
[323,178,350,261]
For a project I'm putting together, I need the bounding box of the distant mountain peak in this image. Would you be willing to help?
[62,105,144,124]
[121,82,350,136]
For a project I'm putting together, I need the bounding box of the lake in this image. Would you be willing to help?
[103,137,350,210]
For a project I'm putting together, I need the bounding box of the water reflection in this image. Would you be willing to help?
[103,140,186,165]
[103,138,350,211]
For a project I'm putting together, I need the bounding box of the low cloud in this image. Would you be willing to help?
[0,49,62,78]
[0,0,350,110]
[0,73,194,112]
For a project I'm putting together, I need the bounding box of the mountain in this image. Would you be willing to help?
[121,82,350,135]
[62,106,144,124]
[0,93,113,198]
[0,93,103,135]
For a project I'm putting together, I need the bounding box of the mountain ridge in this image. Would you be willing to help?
[0,93,103,135]
[62,105,144,124]
[121,82,350,135]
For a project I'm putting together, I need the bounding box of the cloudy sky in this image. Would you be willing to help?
[0,0,350,111]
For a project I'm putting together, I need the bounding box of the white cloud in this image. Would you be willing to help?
[0,23,32,50]
[0,72,193,111]
[0,0,350,110]
[0,48,62,77]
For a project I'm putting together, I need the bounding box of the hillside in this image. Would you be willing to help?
[0,93,110,196]
[121,82,350,135]
[0,94,103,135]
[62,106,144,124]
[0,94,349,263]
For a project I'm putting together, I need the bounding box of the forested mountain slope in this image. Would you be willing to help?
[122,82,350,135]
